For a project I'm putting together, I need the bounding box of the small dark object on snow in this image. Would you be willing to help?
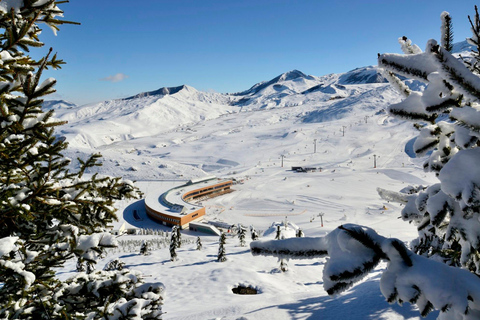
[232,285,258,295]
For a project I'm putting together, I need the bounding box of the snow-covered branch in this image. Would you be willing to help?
[251,224,480,319]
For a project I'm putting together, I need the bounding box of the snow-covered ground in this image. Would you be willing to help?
[56,66,440,319]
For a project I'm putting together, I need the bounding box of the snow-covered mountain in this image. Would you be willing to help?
[53,84,236,150]
[338,66,388,84]
[43,99,77,110]
[233,69,320,97]
[50,65,402,180]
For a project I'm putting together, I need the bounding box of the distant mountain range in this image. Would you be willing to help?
[48,65,390,112]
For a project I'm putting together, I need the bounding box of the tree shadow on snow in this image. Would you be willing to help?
[170,259,217,268]
[248,274,439,320]
[227,249,251,256]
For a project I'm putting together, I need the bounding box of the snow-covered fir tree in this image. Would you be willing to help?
[196,236,202,251]
[275,225,282,240]
[296,228,304,238]
[218,233,227,262]
[238,225,246,247]
[252,7,480,320]
[170,227,178,261]
[377,8,480,276]
[140,240,151,256]
[250,226,259,240]
[176,225,182,248]
[0,2,164,318]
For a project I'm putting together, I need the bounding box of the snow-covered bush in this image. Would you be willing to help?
[0,2,163,318]
[252,7,480,319]
[104,259,125,271]
[57,269,164,319]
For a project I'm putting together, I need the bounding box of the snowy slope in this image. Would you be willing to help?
[53,65,442,319]
[54,85,236,150]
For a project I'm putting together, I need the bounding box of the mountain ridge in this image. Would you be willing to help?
[123,84,192,100]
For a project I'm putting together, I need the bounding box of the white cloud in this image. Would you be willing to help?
[100,73,129,83]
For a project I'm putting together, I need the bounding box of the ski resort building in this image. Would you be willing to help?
[189,222,222,236]
[144,176,233,229]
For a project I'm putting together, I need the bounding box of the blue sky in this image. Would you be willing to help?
[37,0,478,105]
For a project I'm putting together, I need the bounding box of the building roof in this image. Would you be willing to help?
[144,177,229,218]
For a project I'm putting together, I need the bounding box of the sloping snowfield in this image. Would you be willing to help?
[57,68,439,319]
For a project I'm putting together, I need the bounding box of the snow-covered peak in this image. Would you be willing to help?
[277,69,314,82]
[234,70,318,97]
[452,40,475,54]
[43,100,77,110]
[124,84,194,100]
[338,66,387,85]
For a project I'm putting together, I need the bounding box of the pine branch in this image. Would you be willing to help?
[440,11,454,52]
[326,281,353,295]
[429,42,480,102]
[468,6,480,60]
[387,106,437,124]
[414,138,439,156]
[409,285,421,304]
[387,287,398,303]
[421,301,435,317]
[382,69,411,98]
[378,55,430,82]
[329,256,381,281]
[424,95,461,113]
[338,225,388,260]
[430,202,450,227]
[250,246,328,258]
[417,215,431,231]
[391,239,413,267]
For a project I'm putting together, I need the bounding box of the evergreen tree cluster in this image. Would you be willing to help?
[0,2,164,318]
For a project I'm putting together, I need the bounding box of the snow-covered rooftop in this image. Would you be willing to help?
[144,177,229,218]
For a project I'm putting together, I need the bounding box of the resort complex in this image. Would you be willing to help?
[144,176,233,229]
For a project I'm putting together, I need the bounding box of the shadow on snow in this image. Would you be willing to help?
[247,274,438,320]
